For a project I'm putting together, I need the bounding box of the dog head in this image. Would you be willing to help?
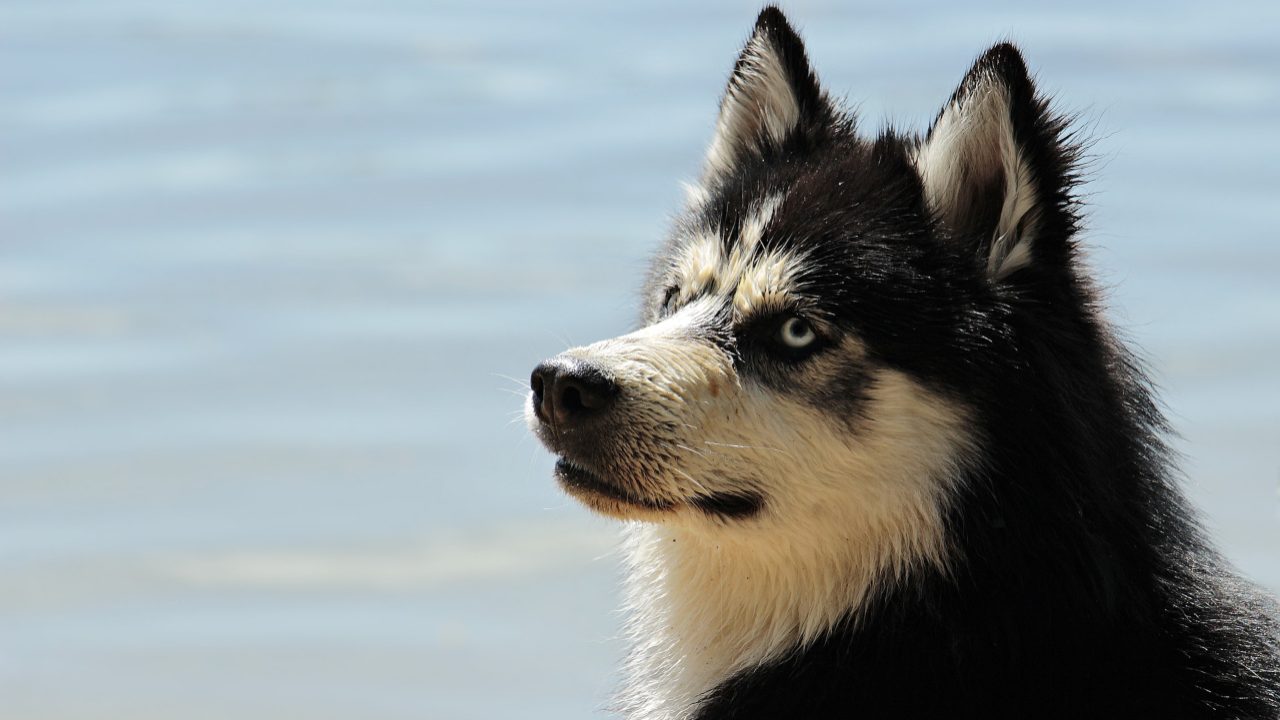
[527,8,1081,557]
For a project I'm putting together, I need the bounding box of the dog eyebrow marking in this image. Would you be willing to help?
[737,194,785,254]
[679,232,723,300]
[673,194,800,315]
[732,248,802,316]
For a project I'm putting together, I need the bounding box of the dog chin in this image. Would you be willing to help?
[553,458,677,521]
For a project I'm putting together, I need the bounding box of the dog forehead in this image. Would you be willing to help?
[669,194,808,314]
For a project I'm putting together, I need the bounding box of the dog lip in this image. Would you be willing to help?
[690,491,765,519]
[554,458,675,511]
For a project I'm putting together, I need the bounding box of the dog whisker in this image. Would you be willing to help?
[492,372,531,389]
[669,465,709,493]
[674,443,708,458]
[702,440,786,454]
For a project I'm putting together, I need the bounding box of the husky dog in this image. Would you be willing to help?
[527,7,1280,718]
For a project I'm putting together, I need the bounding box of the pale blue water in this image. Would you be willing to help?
[2,2,1278,718]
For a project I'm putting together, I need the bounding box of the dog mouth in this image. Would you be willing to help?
[554,458,676,512]
[553,457,765,521]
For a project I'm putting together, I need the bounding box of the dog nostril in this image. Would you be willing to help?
[530,363,557,424]
[556,370,616,421]
[560,384,584,414]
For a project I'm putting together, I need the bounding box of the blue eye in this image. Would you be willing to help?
[778,316,816,349]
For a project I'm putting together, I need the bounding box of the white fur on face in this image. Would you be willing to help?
[669,195,798,316]
[550,284,974,719]
[547,298,738,518]
[612,365,973,720]
[705,34,802,184]
[915,78,1039,279]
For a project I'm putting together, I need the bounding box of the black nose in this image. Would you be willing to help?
[530,358,618,426]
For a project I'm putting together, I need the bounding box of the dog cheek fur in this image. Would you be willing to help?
[614,366,976,720]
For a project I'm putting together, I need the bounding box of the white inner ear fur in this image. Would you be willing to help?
[704,33,801,184]
[915,78,1038,279]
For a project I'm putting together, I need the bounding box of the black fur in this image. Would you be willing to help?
[689,490,766,520]
[651,8,1280,718]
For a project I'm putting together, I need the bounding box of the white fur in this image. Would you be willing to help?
[914,78,1039,279]
[681,181,711,209]
[737,194,784,253]
[732,246,803,316]
[704,33,802,184]
[616,366,971,719]
[670,195,795,314]
[553,291,974,718]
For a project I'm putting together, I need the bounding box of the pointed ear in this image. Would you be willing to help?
[915,44,1079,280]
[703,7,830,185]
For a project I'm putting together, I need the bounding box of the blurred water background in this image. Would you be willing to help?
[2,1,1278,718]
